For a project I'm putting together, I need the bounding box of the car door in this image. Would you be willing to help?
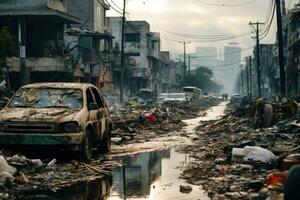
[86,87,101,141]
[90,87,107,139]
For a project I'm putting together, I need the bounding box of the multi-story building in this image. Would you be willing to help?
[287,3,300,95]
[191,47,224,90]
[223,45,241,94]
[0,0,113,92]
[0,0,81,90]
[160,51,175,92]
[109,17,164,96]
[65,0,114,92]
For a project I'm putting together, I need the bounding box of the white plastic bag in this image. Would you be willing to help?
[243,146,275,163]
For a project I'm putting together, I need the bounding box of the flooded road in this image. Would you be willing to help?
[108,102,227,200]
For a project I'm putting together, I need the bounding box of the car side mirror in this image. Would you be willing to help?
[88,103,98,110]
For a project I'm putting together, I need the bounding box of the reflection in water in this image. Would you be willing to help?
[19,176,112,200]
[109,149,209,200]
[111,150,170,198]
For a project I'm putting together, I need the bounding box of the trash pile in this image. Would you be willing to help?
[111,96,222,144]
[179,96,300,200]
[0,152,120,199]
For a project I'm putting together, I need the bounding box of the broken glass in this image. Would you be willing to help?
[9,88,83,109]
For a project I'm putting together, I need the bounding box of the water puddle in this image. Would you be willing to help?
[109,147,209,200]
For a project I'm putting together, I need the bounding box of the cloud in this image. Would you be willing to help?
[107,0,286,58]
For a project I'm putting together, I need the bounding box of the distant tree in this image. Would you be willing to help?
[0,26,17,87]
[0,26,18,58]
[180,66,222,93]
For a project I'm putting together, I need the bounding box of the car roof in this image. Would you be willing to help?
[21,82,96,90]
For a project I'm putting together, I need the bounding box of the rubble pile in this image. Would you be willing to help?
[111,96,222,144]
[179,97,300,200]
[0,153,120,199]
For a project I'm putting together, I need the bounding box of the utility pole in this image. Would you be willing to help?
[249,56,252,94]
[241,65,244,96]
[18,17,29,85]
[120,0,126,103]
[249,21,264,97]
[188,55,191,76]
[179,41,190,79]
[275,0,286,96]
[246,58,250,95]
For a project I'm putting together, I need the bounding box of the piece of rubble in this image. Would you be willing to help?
[179,185,192,193]
[0,156,16,176]
[0,172,14,186]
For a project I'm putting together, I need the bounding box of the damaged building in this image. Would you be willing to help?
[109,17,179,96]
[0,0,114,92]
[0,0,81,91]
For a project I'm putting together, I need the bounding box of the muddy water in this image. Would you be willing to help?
[183,101,227,134]
[108,148,209,200]
[107,102,227,200]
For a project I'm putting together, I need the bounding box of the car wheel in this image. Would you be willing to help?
[99,128,111,153]
[79,129,92,161]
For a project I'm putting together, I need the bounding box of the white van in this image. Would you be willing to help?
[182,86,202,101]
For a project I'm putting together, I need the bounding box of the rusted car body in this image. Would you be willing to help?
[0,83,112,161]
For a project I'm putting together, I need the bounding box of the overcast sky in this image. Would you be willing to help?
[107,0,296,60]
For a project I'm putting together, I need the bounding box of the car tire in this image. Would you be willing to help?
[79,129,93,161]
[99,128,111,153]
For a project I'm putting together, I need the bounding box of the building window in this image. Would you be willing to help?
[125,33,141,43]
[97,7,101,22]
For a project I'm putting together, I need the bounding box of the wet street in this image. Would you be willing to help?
[107,102,227,200]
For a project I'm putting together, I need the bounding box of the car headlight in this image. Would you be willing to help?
[60,122,79,133]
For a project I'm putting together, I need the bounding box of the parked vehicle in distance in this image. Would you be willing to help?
[163,93,191,104]
[230,93,242,104]
[0,83,112,161]
[137,88,157,104]
[157,93,169,104]
[182,86,202,101]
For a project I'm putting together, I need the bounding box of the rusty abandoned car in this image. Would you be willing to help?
[0,83,112,161]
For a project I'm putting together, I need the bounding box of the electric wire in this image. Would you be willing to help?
[189,46,253,59]
[197,0,258,7]
[103,0,123,15]
[162,30,252,39]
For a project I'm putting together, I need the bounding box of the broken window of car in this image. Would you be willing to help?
[8,88,83,109]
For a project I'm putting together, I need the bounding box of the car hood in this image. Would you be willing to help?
[0,107,81,122]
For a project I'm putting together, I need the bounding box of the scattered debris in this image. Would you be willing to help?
[111,96,222,144]
[179,96,300,200]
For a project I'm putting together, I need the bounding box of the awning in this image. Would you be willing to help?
[0,9,81,24]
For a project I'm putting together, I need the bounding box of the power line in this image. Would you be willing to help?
[259,0,276,39]
[162,32,252,42]
[103,0,123,15]
[189,46,253,59]
[107,0,123,11]
[162,30,251,39]
[197,0,258,7]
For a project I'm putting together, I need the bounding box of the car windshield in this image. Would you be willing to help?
[8,88,83,109]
